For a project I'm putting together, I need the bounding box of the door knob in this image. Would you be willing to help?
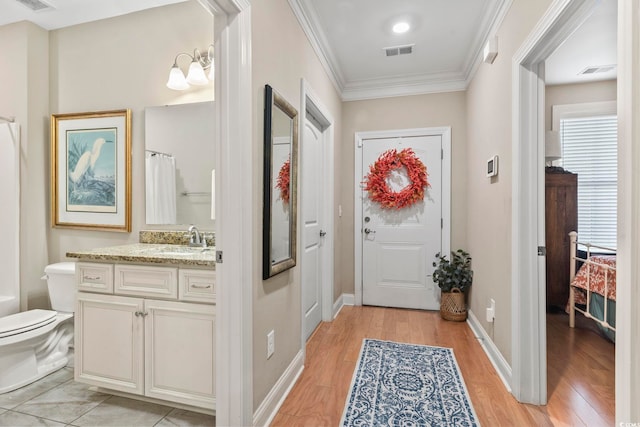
[319,230,327,237]
[364,228,376,234]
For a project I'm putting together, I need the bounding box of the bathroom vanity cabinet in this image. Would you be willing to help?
[74,262,215,410]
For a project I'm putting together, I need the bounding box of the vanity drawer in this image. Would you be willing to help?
[179,269,216,303]
[114,265,178,299]
[77,262,114,294]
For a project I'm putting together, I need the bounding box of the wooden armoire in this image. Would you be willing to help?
[545,168,578,310]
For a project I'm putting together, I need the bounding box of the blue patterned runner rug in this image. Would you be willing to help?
[341,339,479,427]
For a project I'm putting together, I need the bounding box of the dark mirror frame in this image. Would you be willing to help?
[262,84,298,279]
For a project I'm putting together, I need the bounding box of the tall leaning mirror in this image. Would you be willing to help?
[262,84,298,279]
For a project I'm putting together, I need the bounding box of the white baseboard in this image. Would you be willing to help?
[253,349,304,427]
[466,309,512,393]
[332,293,355,319]
[342,293,355,306]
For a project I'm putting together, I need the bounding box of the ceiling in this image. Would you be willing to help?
[0,0,187,30]
[545,0,617,86]
[290,0,511,101]
[0,0,617,99]
[291,0,618,100]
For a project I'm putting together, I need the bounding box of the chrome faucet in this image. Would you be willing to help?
[187,225,206,247]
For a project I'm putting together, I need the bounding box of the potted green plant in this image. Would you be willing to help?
[432,249,473,321]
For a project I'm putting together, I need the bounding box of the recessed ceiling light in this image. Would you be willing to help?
[392,22,410,34]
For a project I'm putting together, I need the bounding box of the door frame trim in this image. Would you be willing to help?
[510,0,596,405]
[299,78,335,345]
[354,127,452,306]
[209,1,253,425]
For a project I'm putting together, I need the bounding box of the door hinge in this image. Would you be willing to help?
[441,148,444,160]
[216,250,223,263]
[441,218,443,229]
[537,246,546,256]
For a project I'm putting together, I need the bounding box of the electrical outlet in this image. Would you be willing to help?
[486,298,496,322]
[267,330,275,359]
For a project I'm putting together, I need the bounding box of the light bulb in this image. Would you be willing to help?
[393,22,410,34]
[166,65,189,90]
[186,61,208,85]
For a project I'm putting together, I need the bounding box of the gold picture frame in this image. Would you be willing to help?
[51,109,132,232]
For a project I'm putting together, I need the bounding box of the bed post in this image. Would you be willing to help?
[569,231,577,328]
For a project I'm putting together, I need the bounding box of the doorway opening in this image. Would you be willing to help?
[511,0,619,415]
[299,79,335,344]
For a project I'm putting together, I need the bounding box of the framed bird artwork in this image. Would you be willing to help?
[51,109,132,232]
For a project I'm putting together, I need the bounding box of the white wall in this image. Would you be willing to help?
[545,80,617,130]
[0,21,51,310]
[0,1,213,310]
[48,1,213,264]
[251,0,343,410]
[340,93,468,297]
[466,0,554,365]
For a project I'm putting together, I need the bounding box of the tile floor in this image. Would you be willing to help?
[0,368,215,427]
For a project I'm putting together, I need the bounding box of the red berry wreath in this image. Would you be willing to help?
[276,158,290,203]
[363,148,429,209]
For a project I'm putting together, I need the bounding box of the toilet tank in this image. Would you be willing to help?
[44,262,76,313]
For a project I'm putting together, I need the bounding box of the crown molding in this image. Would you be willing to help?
[342,73,467,101]
[288,0,345,95]
[204,0,249,15]
[290,0,512,101]
[462,0,513,85]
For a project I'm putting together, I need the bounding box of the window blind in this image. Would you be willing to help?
[560,115,617,250]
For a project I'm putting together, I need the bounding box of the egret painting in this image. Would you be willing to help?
[66,129,117,212]
[51,109,131,232]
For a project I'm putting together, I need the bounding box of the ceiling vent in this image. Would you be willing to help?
[579,64,616,75]
[14,0,53,12]
[384,44,414,57]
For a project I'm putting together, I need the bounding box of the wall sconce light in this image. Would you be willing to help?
[166,45,214,90]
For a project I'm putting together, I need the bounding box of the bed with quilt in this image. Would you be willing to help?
[568,231,616,342]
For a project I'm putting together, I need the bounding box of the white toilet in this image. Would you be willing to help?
[0,262,75,394]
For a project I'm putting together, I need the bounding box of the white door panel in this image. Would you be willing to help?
[302,119,323,340]
[362,135,442,310]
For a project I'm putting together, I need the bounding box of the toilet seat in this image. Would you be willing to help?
[0,309,57,339]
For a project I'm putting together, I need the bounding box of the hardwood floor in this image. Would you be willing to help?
[271,306,614,427]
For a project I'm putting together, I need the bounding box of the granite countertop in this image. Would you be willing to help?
[66,243,216,268]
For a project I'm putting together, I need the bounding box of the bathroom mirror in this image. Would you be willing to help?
[262,85,298,279]
[145,101,215,228]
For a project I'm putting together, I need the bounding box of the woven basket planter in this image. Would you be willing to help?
[440,288,467,321]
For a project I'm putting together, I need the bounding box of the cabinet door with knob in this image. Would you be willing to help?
[144,299,215,408]
[75,293,144,394]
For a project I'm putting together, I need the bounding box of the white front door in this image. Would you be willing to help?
[361,134,444,310]
[302,117,324,340]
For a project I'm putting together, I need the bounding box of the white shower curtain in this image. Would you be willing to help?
[0,122,20,316]
[145,152,177,224]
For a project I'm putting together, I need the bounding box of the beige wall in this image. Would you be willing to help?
[465,0,553,365]
[48,1,213,265]
[340,93,468,296]
[0,2,212,310]
[545,80,617,130]
[251,0,343,411]
[0,22,50,310]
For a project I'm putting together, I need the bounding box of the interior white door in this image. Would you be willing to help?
[362,135,442,310]
[302,117,324,340]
